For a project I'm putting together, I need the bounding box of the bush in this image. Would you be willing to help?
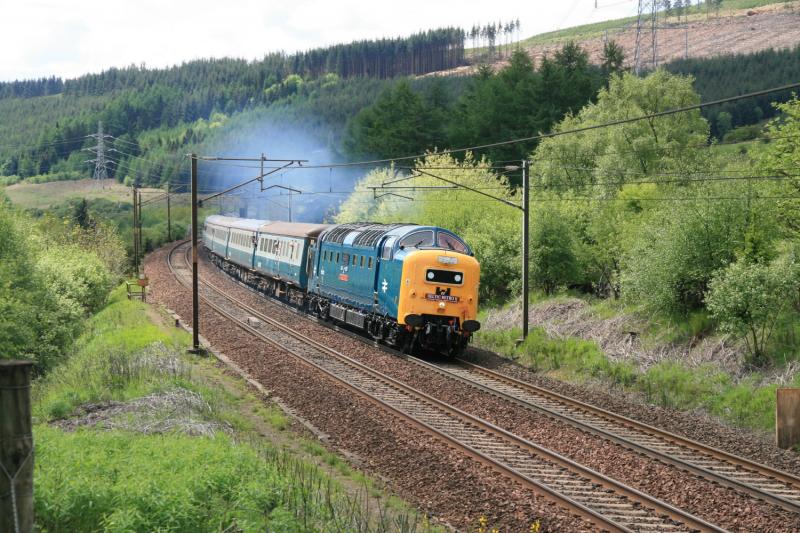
[529,208,578,294]
[0,200,115,371]
[706,257,799,365]
[722,123,761,144]
[620,181,766,314]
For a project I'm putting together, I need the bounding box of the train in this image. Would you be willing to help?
[202,215,481,355]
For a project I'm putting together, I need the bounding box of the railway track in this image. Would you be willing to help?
[169,240,725,532]
[419,358,800,514]
[197,239,800,517]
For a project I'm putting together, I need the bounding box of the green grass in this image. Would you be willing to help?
[33,285,434,532]
[33,286,190,421]
[36,427,333,532]
[475,324,792,432]
[3,178,161,210]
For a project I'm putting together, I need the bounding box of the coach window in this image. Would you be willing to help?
[360,256,364,267]
[368,257,373,269]
[342,252,349,265]
[352,254,357,266]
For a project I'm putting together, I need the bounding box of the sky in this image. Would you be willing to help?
[0,0,640,82]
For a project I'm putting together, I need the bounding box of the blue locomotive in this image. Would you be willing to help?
[202,215,481,355]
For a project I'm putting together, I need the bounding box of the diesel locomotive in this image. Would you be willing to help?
[202,215,481,355]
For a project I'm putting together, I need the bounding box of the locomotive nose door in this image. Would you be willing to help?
[375,236,399,317]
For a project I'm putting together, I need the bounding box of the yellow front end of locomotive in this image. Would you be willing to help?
[397,250,480,331]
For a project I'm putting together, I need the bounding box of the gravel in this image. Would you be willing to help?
[144,244,800,531]
[145,245,594,532]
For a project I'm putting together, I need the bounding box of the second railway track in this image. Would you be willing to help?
[197,236,800,517]
[169,240,728,532]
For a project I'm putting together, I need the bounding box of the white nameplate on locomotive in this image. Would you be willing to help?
[425,293,460,302]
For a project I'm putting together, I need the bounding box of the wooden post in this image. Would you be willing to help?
[777,388,800,449]
[0,360,34,533]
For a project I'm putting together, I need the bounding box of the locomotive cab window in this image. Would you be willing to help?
[381,237,397,260]
[425,269,463,285]
[399,230,434,250]
[437,232,468,253]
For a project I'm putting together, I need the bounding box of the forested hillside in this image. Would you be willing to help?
[663,44,800,136]
[1,14,798,191]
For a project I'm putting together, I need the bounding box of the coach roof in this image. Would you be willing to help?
[258,221,333,238]
[205,215,267,232]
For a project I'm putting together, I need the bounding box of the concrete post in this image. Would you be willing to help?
[0,360,34,533]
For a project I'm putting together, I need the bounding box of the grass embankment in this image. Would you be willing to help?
[475,297,797,433]
[33,286,431,532]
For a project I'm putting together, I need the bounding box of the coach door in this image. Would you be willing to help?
[306,238,317,279]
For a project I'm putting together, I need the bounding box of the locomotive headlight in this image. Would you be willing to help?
[454,274,462,283]
[438,302,446,309]
[427,272,434,280]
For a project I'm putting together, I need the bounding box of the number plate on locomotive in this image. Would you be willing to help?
[425,293,459,302]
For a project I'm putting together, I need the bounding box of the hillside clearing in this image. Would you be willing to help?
[3,178,160,209]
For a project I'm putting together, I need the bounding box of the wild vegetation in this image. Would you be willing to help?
[0,195,125,371]
[32,287,431,531]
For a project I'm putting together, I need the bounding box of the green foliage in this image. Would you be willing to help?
[532,70,709,192]
[706,255,800,364]
[344,80,443,159]
[476,327,636,385]
[715,111,733,138]
[620,182,757,313]
[335,153,521,301]
[450,47,604,170]
[722,123,762,144]
[37,425,421,532]
[341,45,604,174]
[0,201,40,364]
[33,285,431,532]
[32,286,187,419]
[600,40,625,79]
[0,199,117,370]
[529,208,578,294]
[664,44,800,136]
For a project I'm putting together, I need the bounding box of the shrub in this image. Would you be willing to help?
[529,208,578,295]
[706,257,799,365]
